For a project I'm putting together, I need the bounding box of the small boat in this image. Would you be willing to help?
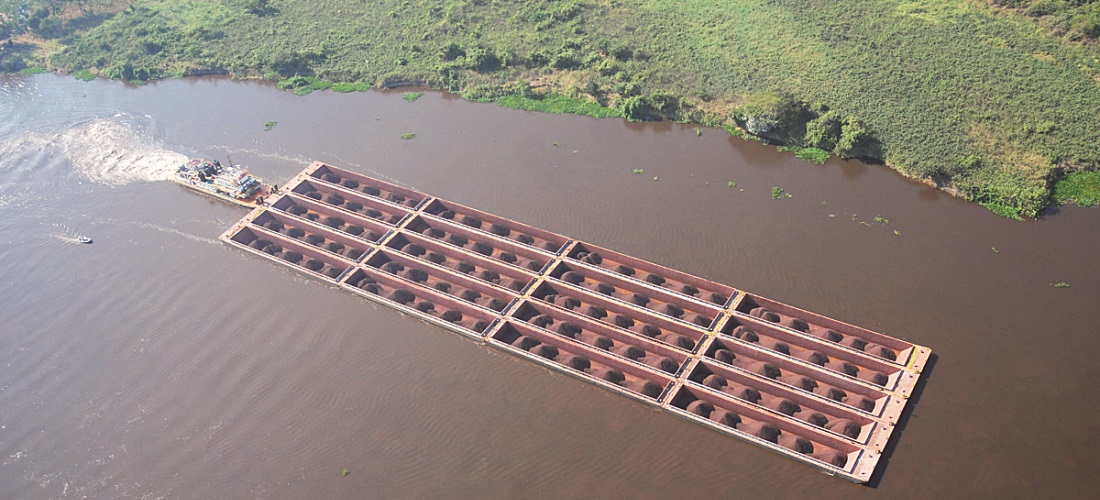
[77,236,93,244]
[173,158,272,208]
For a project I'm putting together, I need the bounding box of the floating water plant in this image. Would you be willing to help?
[728,181,736,188]
[795,147,830,164]
[1054,171,1100,207]
[694,127,702,136]
[632,168,645,174]
[403,92,424,102]
[771,187,786,199]
[400,133,416,140]
[342,469,350,476]
[1053,282,1070,288]
[264,121,278,131]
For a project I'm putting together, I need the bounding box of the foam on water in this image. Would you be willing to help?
[57,116,187,186]
[49,221,94,246]
[0,114,184,187]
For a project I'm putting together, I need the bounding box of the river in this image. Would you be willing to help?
[1,74,1097,498]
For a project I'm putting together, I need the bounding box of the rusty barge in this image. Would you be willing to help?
[220,161,931,483]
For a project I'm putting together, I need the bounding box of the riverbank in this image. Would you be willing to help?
[4,0,1099,218]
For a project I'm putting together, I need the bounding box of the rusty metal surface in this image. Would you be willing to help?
[220,161,931,483]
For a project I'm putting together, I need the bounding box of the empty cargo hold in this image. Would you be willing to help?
[220,161,931,483]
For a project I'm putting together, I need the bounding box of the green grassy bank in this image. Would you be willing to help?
[3,0,1100,218]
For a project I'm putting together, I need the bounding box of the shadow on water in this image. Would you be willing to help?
[622,120,673,134]
[865,352,939,489]
[837,158,870,179]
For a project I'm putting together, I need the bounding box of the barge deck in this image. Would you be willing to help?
[220,161,931,483]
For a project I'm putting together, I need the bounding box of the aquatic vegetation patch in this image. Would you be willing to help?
[331,81,373,93]
[795,147,830,164]
[277,75,331,96]
[1054,171,1100,207]
[73,69,96,81]
[980,201,1025,221]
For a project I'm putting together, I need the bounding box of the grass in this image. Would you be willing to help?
[496,93,623,119]
[4,0,1100,217]
[403,92,424,102]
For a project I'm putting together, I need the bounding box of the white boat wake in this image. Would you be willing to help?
[57,116,187,186]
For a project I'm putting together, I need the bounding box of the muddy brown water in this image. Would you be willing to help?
[1,74,1098,498]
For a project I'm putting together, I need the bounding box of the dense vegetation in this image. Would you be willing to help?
[988,0,1100,41]
[3,0,1100,218]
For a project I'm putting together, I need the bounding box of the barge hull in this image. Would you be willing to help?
[220,161,931,483]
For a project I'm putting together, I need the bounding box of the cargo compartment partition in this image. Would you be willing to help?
[219,161,932,484]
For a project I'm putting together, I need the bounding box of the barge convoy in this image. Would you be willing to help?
[220,161,931,483]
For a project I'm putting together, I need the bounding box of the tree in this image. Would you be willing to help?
[244,0,269,15]
[804,110,842,151]
[835,116,870,158]
[463,46,500,72]
[438,42,464,62]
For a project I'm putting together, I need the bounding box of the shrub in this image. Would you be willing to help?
[835,116,871,158]
[736,91,807,142]
[804,110,842,151]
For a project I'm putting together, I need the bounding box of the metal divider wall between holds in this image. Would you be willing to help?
[218,161,932,484]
